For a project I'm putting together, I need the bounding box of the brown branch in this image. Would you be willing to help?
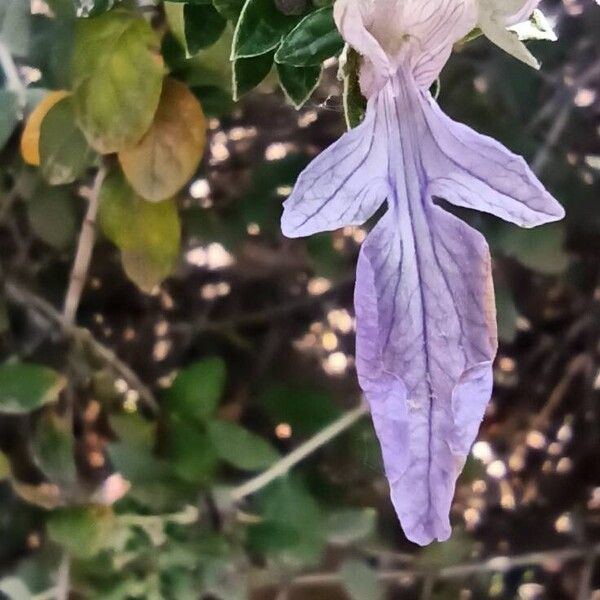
[63,166,106,325]
[279,543,600,591]
[189,275,355,335]
[4,281,159,415]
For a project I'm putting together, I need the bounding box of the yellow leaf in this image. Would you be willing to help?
[20,90,69,166]
[98,171,181,292]
[118,78,206,202]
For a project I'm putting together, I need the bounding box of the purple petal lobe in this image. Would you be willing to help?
[281,95,389,238]
[421,95,565,227]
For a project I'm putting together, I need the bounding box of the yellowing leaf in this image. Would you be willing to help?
[72,10,165,154]
[20,90,69,166]
[118,78,206,202]
[98,171,181,292]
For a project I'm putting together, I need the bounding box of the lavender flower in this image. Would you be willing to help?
[281,0,564,545]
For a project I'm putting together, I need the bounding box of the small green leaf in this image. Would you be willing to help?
[495,284,518,342]
[190,85,234,117]
[184,4,227,54]
[98,171,181,292]
[0,363,65,415]
[260,384,340,436]
[165,358,226,421]
[72,10,165,154]
[167,420,218,483]
[232,51,274,100]
[339,559,383,600]
[0,90,19,149]
[39,97,94,186]
[232,0,300,59]
[47,506,117,559]
[277,63,321,109]
[342,47,367,128]
[207,419,279,471]
[255,477,324,567]
[275,6,343,66]
[32,411,77,488]
[213,0,245,22]
[497,222,568,275]
[325,508,376,546]
[27,186,78,249]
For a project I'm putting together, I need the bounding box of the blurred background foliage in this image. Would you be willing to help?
[0,0,599,599]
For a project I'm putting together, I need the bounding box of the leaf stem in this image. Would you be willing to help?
[230,401,369,502]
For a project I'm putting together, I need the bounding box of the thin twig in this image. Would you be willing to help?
[188,275,355,335]
[0,40,26,107]
[532,57,600,175]
[55,553,70,600]
[4,281,159,415]
[576,552,595,600]
[230,401,369,502]
[419,573,435,600]
[63,166,106,325]
[281,543,600,590]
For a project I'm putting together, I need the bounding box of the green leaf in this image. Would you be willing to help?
[47,506,117,559]
[342,47,366,128]
[184,4,227,54]
[232,0,300,59]
[190,85,234,117]
[495,283,518,343]
[0,90,19,149]
[246,521,299,553]
[39,97,95,186]
[232,51,274,100]
[275,6,343,66]
[164,357,226,422]
[27,186,77,249]
[276,63,321,109]
[0,363,65,415]
[260,384,340,436]
[254,477,324,567]
[207,419,279,471]
[493,222,568,275]
[118,78,206,202]
[31,411,77,488]
[416,529,473,569]
[213,0,245,22]
[339,559,383,600]
[98,171,181,292]
[0,0,30,56]
[325,508,376,546]
[167,420,218,483]
[72,10,165,154]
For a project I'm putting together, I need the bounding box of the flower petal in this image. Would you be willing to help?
[281,94,389,237]
[356,204,496,545]
[352,77,498,545]
[333,0,391,94]
[479,13,541,68]
[420,92,564,227]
